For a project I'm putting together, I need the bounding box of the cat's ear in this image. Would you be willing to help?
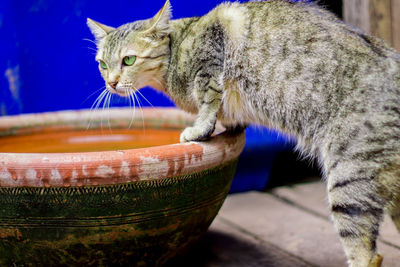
[87,18,115,41]
[141,0,172,38]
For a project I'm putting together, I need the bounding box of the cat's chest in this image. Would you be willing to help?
[166,86,198,115]
[166,68,199,114]
[175,98,198,114]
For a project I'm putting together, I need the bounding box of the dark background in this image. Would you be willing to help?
[319,0,342,18]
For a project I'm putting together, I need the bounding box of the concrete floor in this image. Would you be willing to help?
[168,181,400,267]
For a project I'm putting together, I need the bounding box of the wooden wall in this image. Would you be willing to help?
[343,0,400,51]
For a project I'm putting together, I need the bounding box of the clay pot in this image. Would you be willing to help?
[0,108,245,266]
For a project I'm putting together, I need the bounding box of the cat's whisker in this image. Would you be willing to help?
[83,38,98,46]
[135,89,153,107]
[90,89,107,111]
[126,87,136,129]
[125,87,130,106]
[106,91,113,132]
[87,47,97,52]
[100,90,111,132]
[104,90,111,131]
[130,86,138,129]
[132,91,145,133]
[94,90,108,111]
[82,86,106,105]
[90,90,107,113]
[152,77,164,88]
[87,89,108,130]
[99,91,106,131]
[82,38,98,56]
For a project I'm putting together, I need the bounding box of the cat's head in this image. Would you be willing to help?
[87,0,171,96]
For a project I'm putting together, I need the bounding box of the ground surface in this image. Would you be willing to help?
[168,181,400,267]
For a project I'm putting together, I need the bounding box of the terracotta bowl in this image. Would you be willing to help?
[0,108,245,266]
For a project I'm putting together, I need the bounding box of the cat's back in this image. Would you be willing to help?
[210,0,400,98]
[183,0,399,73]
[209,0,399,67]
[209,0,342,42]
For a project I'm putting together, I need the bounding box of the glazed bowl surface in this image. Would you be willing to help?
[0,108,245,266]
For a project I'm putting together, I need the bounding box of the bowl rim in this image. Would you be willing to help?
[0,108,245,188]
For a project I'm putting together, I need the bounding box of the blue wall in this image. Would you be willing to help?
[0,0,247,115]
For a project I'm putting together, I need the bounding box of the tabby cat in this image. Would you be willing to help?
[87,0,400,266]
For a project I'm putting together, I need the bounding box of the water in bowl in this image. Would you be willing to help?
[0,128,181,153]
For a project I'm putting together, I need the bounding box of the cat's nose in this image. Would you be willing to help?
[108,81,118,89]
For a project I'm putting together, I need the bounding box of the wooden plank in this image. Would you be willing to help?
[271,182,400,248]
[343,0,370,33]
[218,191,400,266]
[271,182,329,217]
[369,0,393,44]
[392,0,400,51]
[343,0,398,50]
[380,215,400,247]
[220,192,348,266]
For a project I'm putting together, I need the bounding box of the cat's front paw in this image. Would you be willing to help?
[180,126,211,143]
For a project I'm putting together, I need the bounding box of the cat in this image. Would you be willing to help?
[87,0,400,266]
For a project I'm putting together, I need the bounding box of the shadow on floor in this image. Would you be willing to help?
[165,230,309,267]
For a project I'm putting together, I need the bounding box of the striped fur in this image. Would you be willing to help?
[87,1,400,266]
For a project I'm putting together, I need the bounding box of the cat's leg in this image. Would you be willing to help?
[180,78,222,142]
[327,164,385,267]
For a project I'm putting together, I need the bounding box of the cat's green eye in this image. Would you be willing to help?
[99,60,107,70]
[123,56,136,66]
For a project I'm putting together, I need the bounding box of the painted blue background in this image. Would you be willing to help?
[0,0,299,192]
